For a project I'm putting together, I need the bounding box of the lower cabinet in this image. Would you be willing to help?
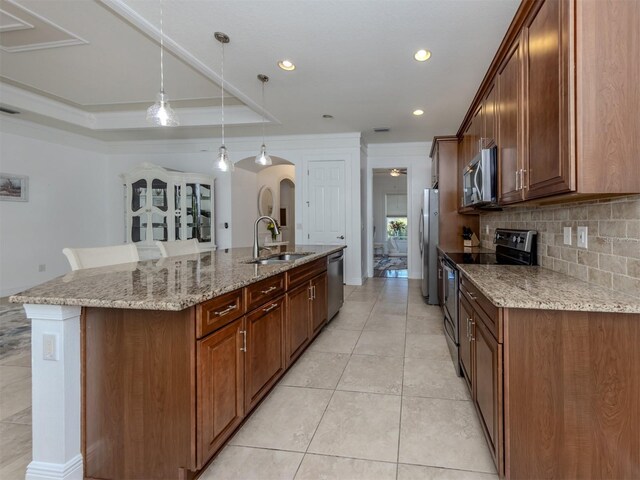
[286,272,328,365]
[197,317,245,468]
[286,283,312,365]
[310,272,328,337]
[459,280,504,477]
[245,295,286,412]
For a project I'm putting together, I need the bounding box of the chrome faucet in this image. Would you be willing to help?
[253,215,280,259]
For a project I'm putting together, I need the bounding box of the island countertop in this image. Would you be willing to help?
[10,245,345,311]
[457,264,640,314]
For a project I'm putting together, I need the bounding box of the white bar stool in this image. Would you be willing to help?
[62,244,139,271]
[156,239,201,258]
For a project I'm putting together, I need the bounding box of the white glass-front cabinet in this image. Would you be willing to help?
[122,163,215,258]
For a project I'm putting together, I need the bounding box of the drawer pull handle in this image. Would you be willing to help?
[260,286,277,295]
[240,330,247,352]
[263,303,278,313]
[214,304,237,316]
[468,292,477,301]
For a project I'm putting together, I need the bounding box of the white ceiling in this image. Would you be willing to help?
[0,0,520,143]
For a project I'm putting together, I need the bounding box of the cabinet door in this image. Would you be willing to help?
[286,283,311,365]
[245,296,286,412]
[437,256,444,307]
[469,106,482,159]
[459,295,474,391]
[483,83,497,146]
[474,317,503,473]
[310,273,328,338]
[523,0,573,199]
[197,317,245,467]
[498,37,524,205]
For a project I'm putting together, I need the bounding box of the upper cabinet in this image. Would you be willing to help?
[458,0,640,207]
[122,163,216,257]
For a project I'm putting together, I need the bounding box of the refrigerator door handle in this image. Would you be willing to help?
[418,209,424,255]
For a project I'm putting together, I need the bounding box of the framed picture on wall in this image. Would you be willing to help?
[0,173,28,202]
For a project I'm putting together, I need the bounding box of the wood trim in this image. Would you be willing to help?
[429,135,458,158]
[456,0,538,138]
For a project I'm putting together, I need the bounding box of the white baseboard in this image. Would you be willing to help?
[26,455,83,480]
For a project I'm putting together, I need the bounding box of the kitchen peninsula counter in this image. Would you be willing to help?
[12,245,345,480]
[10,245,344,311]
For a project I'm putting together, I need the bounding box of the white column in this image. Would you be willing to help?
[23,304,83,480]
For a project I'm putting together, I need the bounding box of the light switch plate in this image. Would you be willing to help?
[577,226,588,248]
[563,227,572,245]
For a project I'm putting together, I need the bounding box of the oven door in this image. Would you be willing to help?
[442,261,458,345]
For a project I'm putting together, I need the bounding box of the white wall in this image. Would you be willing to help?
[372,174,408,245]
[0,118,108,296]
[231,168,258,247]
[366,142,432,279]
[360,143,368,284]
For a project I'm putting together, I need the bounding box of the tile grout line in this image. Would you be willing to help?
[292,282,379,479]
[395,283,409,480]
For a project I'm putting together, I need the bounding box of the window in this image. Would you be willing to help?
[386,217,407,238]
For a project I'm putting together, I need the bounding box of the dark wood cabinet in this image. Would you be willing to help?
[459,295,474,392]
[244,295,286,412]
[497,36,523,205]
[522,0,572,199]
[436,252,444,307]
[310,272,328,337]
[459,276,504,477]
[285,282,311,365]
[197,317,245,468]
[473,313,503,471]
[482,82,497,146]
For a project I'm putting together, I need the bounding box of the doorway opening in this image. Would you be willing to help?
[372,168,408,278]
[279,178,295,245]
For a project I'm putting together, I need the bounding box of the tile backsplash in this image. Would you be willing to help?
[479,195,640,298]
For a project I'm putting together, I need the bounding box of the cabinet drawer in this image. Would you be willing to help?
[460,275,501,342]
[245,274,285,312]
[286,258,327,289]
[197,289,245,338]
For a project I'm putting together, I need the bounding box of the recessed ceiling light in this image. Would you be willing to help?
[413,109,424,116]
[414,49,431,62]
[278,59,296,71]
[322,114,334,119]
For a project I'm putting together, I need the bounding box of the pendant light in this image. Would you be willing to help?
[255,74,272,166]
[146,0,179,127]
[214,32,234,172]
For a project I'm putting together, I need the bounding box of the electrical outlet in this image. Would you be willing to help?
[563,227,572,245]
[577,226,588,248]
[43,333,58,361]
[38,264,46,272]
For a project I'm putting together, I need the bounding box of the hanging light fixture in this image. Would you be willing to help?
[390,168,401,177]
[255,74,272,166]
[146,0,179,127]
[214,32,234,172]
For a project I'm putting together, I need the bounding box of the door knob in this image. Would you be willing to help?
[337,235,345,239]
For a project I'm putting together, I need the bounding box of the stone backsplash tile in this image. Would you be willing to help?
[479,195,640,299]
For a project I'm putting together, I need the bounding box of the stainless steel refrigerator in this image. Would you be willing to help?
[419,188,439,303]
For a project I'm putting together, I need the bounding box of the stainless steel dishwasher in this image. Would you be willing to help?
[327,250,344,320]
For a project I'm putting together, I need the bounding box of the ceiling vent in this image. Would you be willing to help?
[0,106,20,115]
[374,128,390,133]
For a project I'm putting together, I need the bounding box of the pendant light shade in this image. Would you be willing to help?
[214,32,233,173]
[147,0,179,127]
[255,74,272,166]
[147,91,179,127]
[255,144,272,166]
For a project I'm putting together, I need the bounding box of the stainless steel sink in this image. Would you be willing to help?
[245,253,311,265]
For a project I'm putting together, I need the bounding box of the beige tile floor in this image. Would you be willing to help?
[202,278,498,480]
[0,279,497,480]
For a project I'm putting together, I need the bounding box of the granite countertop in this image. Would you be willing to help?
[10,245,345,311]
[457,264,640,314]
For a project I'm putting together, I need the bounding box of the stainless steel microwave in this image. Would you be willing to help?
[462,146,498,208]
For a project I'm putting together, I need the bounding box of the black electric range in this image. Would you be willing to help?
[442,229,538,377]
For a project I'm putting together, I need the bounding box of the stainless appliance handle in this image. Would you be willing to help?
[473,162,482,201]
[418,209,424,255]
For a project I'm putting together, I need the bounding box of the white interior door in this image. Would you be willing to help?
[306,160,346,244]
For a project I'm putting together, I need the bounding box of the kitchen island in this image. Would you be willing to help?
[11,245,345,480]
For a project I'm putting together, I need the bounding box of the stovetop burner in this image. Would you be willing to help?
[445,229,538,266]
